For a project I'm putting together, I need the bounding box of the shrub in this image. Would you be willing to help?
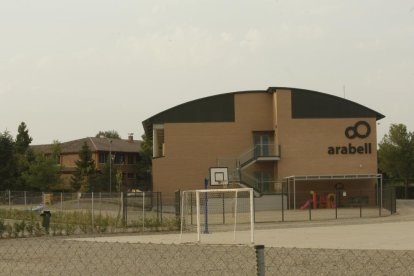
[0,219,5,238]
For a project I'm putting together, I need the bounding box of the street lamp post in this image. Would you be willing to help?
[109,140,112,194]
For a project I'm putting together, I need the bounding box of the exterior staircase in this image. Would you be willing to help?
[216,144,282,195]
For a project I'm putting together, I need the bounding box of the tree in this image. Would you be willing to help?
[71,142,97,192]
[51,140,61,164]
[15,122,33,154]
[0,131,16,190]
[115,167,123,192]
[136,134,153,189]
[378,124,414,198]
[21,154,61,191]
[95,130,121,139]
[13,122,35,190]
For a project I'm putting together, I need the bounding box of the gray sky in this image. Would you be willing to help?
[1,0,413,144]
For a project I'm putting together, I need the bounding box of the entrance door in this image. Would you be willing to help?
[254,134,270,157]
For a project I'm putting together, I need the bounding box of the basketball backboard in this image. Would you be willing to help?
[209,167,229,186]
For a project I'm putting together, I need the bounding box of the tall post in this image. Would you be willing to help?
[293,178,296,210]
[281,181,285,222]
[335,189,338,219]
[109,140,112,194]
[160,192,163,226]
[233,190,238,241]
[142,192,145,232]
[99,192,102,215]
[380,175,383,217]
[250,188,254,244]
[196,191,201,242]
[222,192,225,225]
[24,191,27,209]
[120,192,124,226]
[203,177,209,234]
[309,192,312,221]
[91,192,94,232]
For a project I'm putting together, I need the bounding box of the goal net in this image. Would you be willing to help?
[180,188,254,244]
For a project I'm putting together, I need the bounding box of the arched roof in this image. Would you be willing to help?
[142,90,264,136]
[268,87,385,120]
[142,87,384,136]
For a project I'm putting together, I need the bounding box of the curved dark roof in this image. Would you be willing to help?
[142,87,384,136]
[268,87,385,120]
[142,90,265,136]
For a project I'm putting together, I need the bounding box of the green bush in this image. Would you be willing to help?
[0,206,178,237]
[0,219,5,238]
[5,224,13,238]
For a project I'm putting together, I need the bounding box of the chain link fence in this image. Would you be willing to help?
[0,191,177,237]
[0,238,256,275]
[1,238,414,275]
[0,188,397,238]
[265,247,414,275]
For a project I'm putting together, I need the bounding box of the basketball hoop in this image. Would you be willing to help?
[209,167,229,186]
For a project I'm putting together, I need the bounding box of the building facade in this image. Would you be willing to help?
[143,87,384,208]
[32,135,147,192]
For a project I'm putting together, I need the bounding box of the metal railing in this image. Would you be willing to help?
[238,144,280,168]
[239,172,283,194]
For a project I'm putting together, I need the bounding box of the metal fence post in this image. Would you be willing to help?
[335,190,338,219]
[309,193,312,221]
[160,192,163,226]
[175,190,181,222]
[142,192,145,232]
[282,182,285,222]
[91,192,94,232]
[255,245,265,276]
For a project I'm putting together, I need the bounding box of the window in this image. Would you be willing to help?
[253,132,274,157]
[99,152,107,164]
[114,153,124,164]
[127,154,138,164]
[55,154,61,165]
[153,125,165,158]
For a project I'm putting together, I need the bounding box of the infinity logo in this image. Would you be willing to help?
[345,121,371,139]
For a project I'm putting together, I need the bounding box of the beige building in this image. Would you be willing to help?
[143,87,384,208]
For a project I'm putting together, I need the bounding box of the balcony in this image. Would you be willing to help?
[239,144,281,169]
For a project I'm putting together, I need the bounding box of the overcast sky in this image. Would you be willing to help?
[1,0,413,144]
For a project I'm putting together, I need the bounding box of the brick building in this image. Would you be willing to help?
[143,87,384,209]
[32,135,147,192]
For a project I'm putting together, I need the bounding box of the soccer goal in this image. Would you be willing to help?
[180,188,254,244]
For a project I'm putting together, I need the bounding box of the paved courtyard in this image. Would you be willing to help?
[73,200,414,250]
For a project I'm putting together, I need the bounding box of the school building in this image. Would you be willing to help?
[142,87,384,209]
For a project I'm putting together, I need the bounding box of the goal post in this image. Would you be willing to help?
[180,188,254,244]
